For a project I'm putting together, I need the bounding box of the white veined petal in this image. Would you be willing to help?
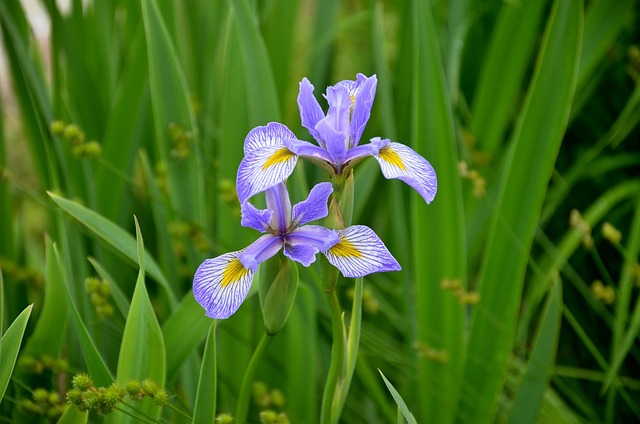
[374,142,437,204]
[323,225,401,278]
[244,122,297,154]
[193,252,255,319]
[236,144,298,203]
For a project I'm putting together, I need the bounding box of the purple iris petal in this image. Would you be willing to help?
[241,201,272,232]
[287,225,341,253]
[244,122,297,155]
[283,138,333,162]
[350,74,377,148]
[265,183,292,233]
[323,85,351,135]
[238,234,284,272]
[372,139,438,204]
[343,143,380,163]
[193,251,255,319]
[236,143,298,203]
[323,225,401,278]
[298,78,326,147]
[315,118,348,167]
[292,182,333,227]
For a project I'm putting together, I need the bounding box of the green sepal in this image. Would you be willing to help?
[259,253,299,335]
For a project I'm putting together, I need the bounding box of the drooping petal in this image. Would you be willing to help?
[372,139,437,204]
[193,251,255,319]
[243,122,297,155]
[323,225,401,278]
[350,74,377,147]
[265,183,292,233]
[240,201,272,232]
[236,143,298,203]
[238,234,284,272]
[298,78,326,147]
[291,182,333,227]
[283,225,340,266]
[343,143,380,163]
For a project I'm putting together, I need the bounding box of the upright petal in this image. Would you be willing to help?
[236,144,298,203]
[238,234,284,272]
[298,78,326,147]
[315,118,347,168]
[244,122,298,155]
[323,84,351,135]
[193,251,255,319]
[350,74,377,147]
[241,201,272,232]
[291,182,333,227]
[265,183,292,233]
[372,139,438,204]
[323,225,401,278]
[283,225,340,266]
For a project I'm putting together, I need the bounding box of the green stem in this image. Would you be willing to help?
[320,287,345,424]
[235,331,273,424]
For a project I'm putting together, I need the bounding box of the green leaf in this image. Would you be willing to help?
[508,279,563,424]
[378,369,418,424]
[0,303,33,403]
[109,217,165,424]
[411,0,467,421]
[47,191,176,305]
[87,257,130,319]
[193,322,217,424]
[162,293,211,381]
[56,405,88,424]
[21,238,67,358]
[461,1,583,421]
[54,244,114,387]
[141,0,205,225]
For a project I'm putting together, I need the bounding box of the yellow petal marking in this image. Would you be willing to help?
[330,238,363,258]
[262,147,296,170]
[221,258,249,287]
[378,146,406,171]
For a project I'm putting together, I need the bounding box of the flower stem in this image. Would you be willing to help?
[320,286,345,424]
[235,331,273,424]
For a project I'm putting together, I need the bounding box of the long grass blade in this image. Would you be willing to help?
[193,321,217,424]
[460,1,583,421]
[0,304,33,402]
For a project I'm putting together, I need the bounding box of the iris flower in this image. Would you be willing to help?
[237,74,437,204]
[193,182,400,319]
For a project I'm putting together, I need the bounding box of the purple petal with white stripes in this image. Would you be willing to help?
[291,182,333,227]
[236,143,298,203]
[323,225,401,278]
[243,122,297,155]
[193,251,255,319]
[372,138,437,204]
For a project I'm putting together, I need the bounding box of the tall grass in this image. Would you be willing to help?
[1,0,639,422]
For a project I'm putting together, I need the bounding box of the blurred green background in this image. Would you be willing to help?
[1,0,639,423]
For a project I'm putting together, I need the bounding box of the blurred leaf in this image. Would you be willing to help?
[470,0,548,156]
[56,405,88,424]
[193,321,217,424]
[378,369,418,424]
[53,243,114,387]
[461,1,583,422]
[48,191,176,305]
[162,293,211,381]
[87,257,130,319]
[21,238,67,358]
[109,217,165,424]
[508,279,563,424]
[411,0,466,422]
[0,304,32,403]
[141,0,205,225]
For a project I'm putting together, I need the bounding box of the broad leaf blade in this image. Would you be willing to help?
[0,304,33,403]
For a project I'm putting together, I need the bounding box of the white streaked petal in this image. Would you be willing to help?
[236,144,298,203]
[193,251,255,319]
[373,141,437,204]
[323,225,401,278]
[244,122,297,154]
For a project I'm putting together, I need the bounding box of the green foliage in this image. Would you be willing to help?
[1,0,639,422]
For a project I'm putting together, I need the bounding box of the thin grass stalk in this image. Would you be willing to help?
[235,331,274,424]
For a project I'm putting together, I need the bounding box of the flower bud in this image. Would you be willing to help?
[259,254,299,335]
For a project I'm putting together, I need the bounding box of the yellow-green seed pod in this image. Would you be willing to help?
[259,253,299,335]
